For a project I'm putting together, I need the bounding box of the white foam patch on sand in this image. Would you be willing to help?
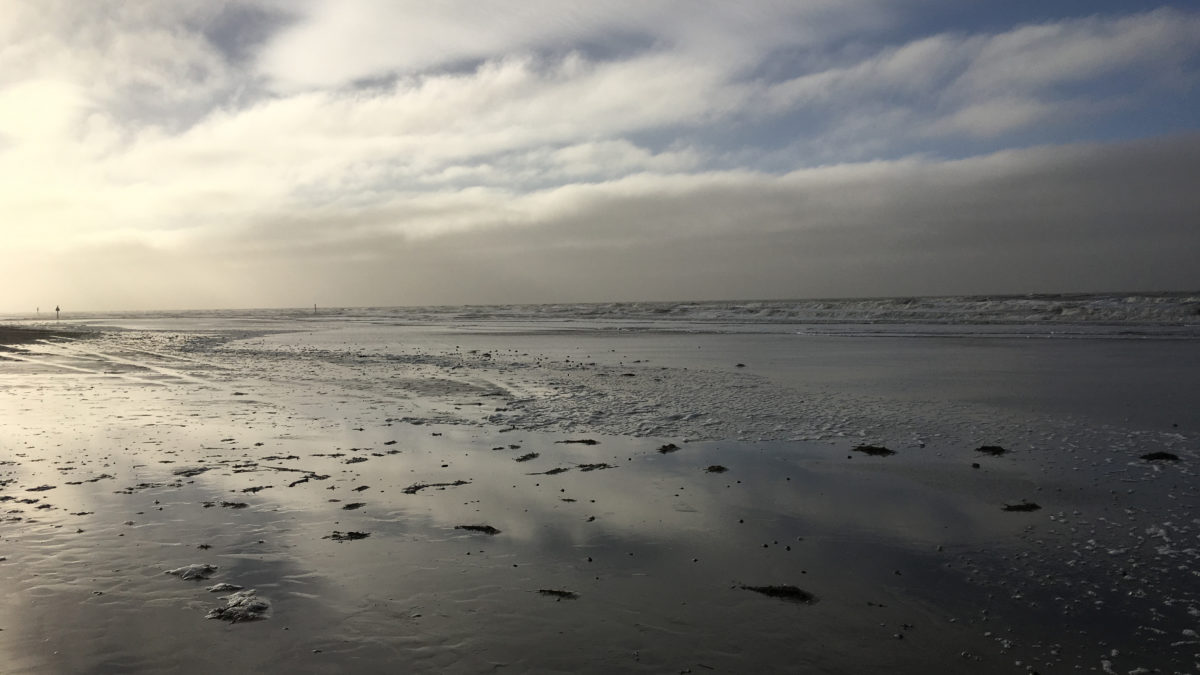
[165,564,218,581]
[205,589,269,623]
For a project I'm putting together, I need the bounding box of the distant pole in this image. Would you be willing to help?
[313,303,317,315]
[55,305,60,321]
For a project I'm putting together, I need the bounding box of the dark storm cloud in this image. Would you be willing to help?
[111,134,1188,309]
[198,2,299,64]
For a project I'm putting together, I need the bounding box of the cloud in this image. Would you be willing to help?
[1,3,1198,310]
[254,0,892,89]
[760,7,1200,144]
[931,97,1062,137]
[956,8,1200,94]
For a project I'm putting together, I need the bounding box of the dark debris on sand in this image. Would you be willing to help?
[514,452,539,462]
[1141,451,1180,461]
[1003,501,1042,512]
[851,445,895,457]
[324,531,370,542]
[115,481,180,494]
[705,465,728,473]
[538,589,579,600]
[739,585,818,604]
[63,474,113,486]
[657,443,680,454]
[556,439,600,445]
[455,524,501,535]
[578,463,614,472]
[402,480,471,494]
[975,445,1008,456]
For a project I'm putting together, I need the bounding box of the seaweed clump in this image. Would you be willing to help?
[324,531,370,541]
[1141,451,1180,462]
[578,463,614,472]
[455,524,501,535]
[851,445,895,457]
[739,585,818,604]
[402,480,471,494]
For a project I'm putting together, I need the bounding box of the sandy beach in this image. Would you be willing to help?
[1,308,1198,673]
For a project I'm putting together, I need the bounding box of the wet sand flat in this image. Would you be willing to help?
[0,318,1198,673]
[0,326,79,347]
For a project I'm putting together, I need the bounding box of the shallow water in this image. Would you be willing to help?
[1,317,1198,673]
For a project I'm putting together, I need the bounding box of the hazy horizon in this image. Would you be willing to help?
[3,2,1199,312]
[6,288,1198,318]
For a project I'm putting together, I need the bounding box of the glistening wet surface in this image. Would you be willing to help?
[0,325,1197,673]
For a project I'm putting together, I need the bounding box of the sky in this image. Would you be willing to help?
[2,1,1199,311]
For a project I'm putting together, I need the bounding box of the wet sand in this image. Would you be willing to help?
[0,326,79,346]
[0,320,1197,673]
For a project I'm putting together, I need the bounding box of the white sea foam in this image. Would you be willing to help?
[205,589,269,623]
[165,564,218,581]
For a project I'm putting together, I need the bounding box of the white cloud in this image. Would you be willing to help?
[254,0,890,89]
[957,8,1200,94]
[1,3,1199,310]
[0,79,89,141]
[930,97,1060,137]
[760,8,1200,143]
